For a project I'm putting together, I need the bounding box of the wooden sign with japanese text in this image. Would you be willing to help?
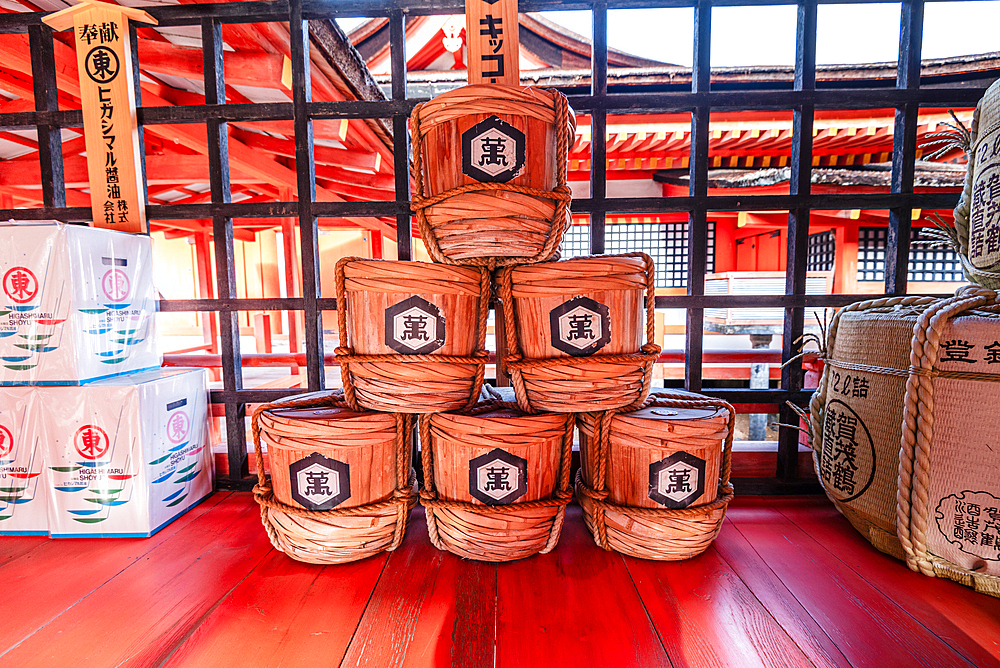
[465,0,519,85]
[43,1,156,234]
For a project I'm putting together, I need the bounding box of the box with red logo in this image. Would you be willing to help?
[0,387,47,535]
[44,368,213,537]
[0,222,159,385]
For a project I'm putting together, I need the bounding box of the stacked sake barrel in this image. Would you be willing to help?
[403,83,732,562]
[253,81,731,563]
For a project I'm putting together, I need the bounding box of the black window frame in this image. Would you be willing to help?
[0,0,984,494]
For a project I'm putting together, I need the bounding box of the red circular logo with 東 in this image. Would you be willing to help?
[74,424,110,460]
[101,268,130,302]
[166,411,190,444]
[0,424,12,458]
[3,266,38,304]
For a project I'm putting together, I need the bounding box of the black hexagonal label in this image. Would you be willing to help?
[384,295,446,355]
[468,448,528,506]
[648,451,706,508]
[289,452,351,510]
[462,115,526,183]
[549,296,611,357]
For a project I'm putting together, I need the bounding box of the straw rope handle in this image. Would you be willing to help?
[417,414,446,550]
[250,389,350,487]
[333,257,492,412]
[334,257,361,411]
[250,390,417,553]
[496,252,661,414]
[897,285,999,576]
[583,393,736,550]
[409,90,574,269]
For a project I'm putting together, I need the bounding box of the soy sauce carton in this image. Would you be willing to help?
[0,387,47,535]
[0,222,159,385]
[45,368,213,537]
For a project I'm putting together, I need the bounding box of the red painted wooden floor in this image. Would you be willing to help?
[3,494,999,668]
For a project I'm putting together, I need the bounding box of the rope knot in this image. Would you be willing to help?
[640,343,662,355]
[334,346,354,357]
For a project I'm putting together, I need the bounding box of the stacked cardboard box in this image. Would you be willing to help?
[0,223,213,537]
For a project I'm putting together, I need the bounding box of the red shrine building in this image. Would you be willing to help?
[350,12,988,298]
[0,5,996,352]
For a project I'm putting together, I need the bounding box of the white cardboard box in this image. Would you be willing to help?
[0,222,159,385]
[45,368,214,537]
[0,387,47,535]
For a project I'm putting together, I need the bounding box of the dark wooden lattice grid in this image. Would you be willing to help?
[0,0,986,493]
[807,230,835,272]
[857,226,965,282]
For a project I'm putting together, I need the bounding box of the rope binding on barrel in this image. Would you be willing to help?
[409,88,575,270]
[575,390,735,552]
[495,252,662,414]
[333,257,492,412]
[251,389,418,555]
[417,394,575,556]
[896,285,1000,592]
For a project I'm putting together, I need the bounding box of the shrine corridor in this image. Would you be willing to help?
[2,494,999,668]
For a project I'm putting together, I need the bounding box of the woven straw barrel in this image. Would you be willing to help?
[251,390,417,564]
[335,258,489,413]
[576,391,734,560]
[496,253,661,413]
[419,395,574,561]
[810,287,1000,597]
[953,79,1000,289]
[409,85,576,267]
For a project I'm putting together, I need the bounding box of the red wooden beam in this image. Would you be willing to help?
[137,38,290,91]
[0,33,393,235]
[230,128,381,172]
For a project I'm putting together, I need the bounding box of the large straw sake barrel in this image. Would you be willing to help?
[496,253,661,413]
[576,391,734,560]
[418,392,574,561]
[334,257,490,413]
[810,286,1000,596]
[251,390,417,564]
[409,85,576,268]
[953,78,1000,290]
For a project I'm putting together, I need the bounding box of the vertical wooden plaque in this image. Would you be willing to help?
[465,0,520,86]
[43,1,156,234]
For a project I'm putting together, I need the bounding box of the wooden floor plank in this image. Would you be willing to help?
[495,506,672,668]
[711,515,853,668]
[624,525,820,668]
[0,493,271,668]
[769,496,1000,668]
[339,508,497,668]
[0,492,229,651]
[161,549,388,668]
[728,499,977,668]
[3,493,999,668]
[0,534,47,567]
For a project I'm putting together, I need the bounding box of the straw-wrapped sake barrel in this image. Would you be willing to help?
[251,390,417,564]
[809,286,1000,597]
[418,393,574,561]
[409,85,576,268]
[334,257,490,413]
[953,78,1000,290]
[496,253,661,413]
[576,391,735,560]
